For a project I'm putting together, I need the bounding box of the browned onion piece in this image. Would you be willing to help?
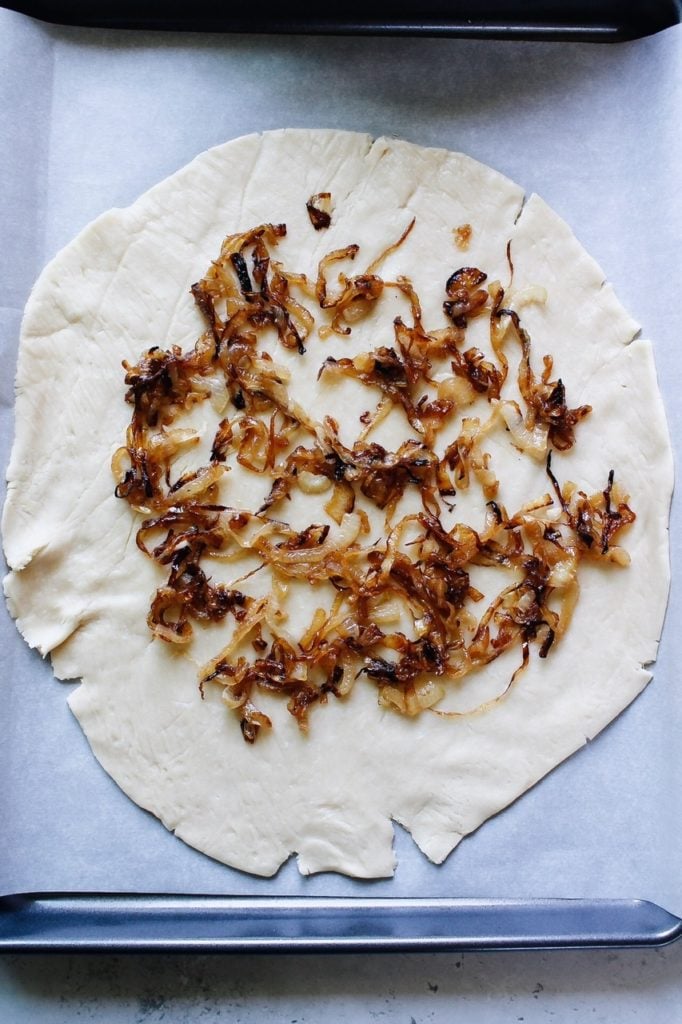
[454,224,472,251]
[192,223,313,356]
[306,192,332,230]
[148,544,249,646]
[325,481,356,524]
[498,306,592,450]
[315,220,414,337]
[439,416,499,499]
[443,267,489,328]
[365,218,415,275]
[239,702,273,744]
[315,244,359,310]
[319,346,430,434]
[546,455,636,564]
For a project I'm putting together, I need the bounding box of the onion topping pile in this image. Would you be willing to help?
[112,211,635,743]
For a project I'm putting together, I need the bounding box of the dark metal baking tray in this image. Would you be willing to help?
[3,0,681,40]
[1,895,681,952]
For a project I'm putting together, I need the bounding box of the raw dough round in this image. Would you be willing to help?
[2,131,672,877]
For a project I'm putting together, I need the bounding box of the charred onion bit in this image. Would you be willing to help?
[501,307,592,450]
[113,218,635,742]
[148,549,248,646]
[319,347,429,433]
[315,219,415,338]
[443,267,489,328]
[546,455,635,563]
[452,347,505,400]
[306,192,332,230]
[320,419,440,518]
[195,223,311,355]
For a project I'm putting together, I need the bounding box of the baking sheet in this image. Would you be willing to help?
[1,8,681,913]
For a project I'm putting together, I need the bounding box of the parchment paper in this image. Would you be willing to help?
[1,8,681,912]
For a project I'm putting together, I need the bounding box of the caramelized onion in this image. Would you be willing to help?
[444,267,489,328]
[306,192,332,230]
[114,217,635,741]
[315,219,414,338]
[497,399,549,460]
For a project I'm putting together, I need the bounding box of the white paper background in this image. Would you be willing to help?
[1,9,681,911]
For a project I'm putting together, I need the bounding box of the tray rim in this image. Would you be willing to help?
[3,0,682,42]
[1,893,681,953]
